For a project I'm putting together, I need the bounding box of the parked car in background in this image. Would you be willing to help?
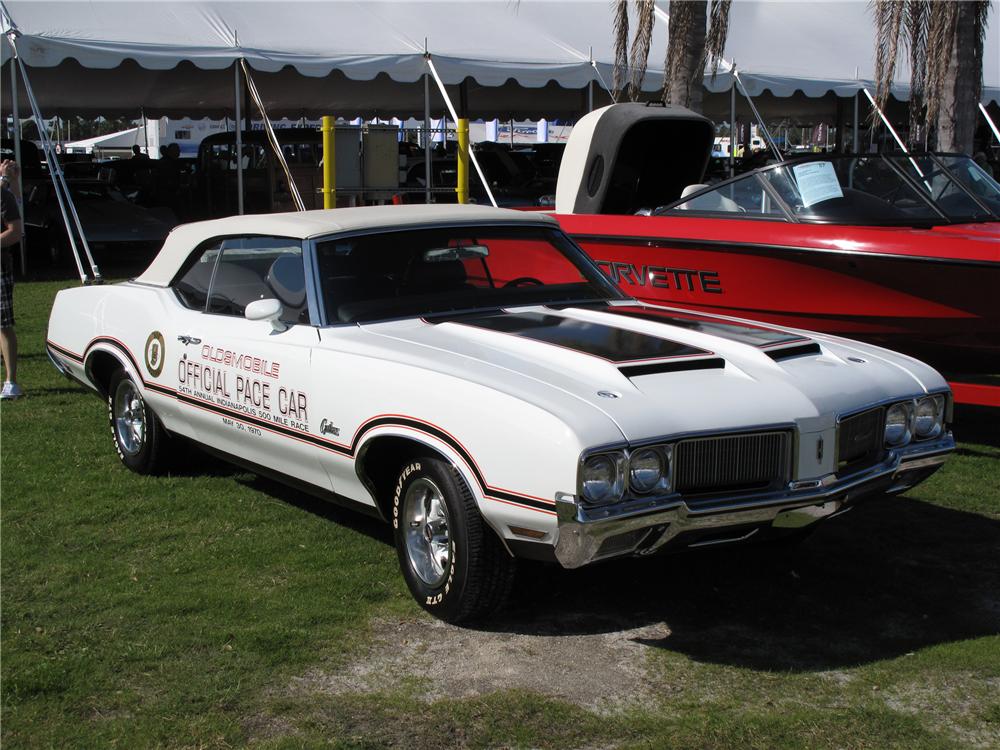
[47,205,954,621]
[24,179,177,265]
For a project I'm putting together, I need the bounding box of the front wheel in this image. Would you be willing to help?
[392,457,515,623]
[107,368,169,474]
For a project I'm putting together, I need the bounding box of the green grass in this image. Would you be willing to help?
[3,279,999,749]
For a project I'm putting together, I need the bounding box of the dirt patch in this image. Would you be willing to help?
[293,614,672,713]
[884,674,1000,749]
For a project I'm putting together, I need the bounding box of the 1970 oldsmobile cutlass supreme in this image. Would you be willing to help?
[47,204,955,622]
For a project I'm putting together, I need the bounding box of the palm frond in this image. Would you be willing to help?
[628,0,655,100]
[705,0,731,80]
[612,0,631,101]
[905,0,928,147]
[871,0,905,118]
[924,0,959,127]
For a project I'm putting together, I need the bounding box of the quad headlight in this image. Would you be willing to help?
[914,395,945,440]
[580,446,672,505]
[580,453,627,505]
[884,401,914,447]
[628,446,671,494]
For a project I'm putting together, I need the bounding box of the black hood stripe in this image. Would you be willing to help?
[435,310,712,364]
[600,305,809,348]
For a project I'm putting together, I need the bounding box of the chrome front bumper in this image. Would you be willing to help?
[553,435,954,569]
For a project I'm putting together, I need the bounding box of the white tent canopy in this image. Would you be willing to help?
[2,0,998,119]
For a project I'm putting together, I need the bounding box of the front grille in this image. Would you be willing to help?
[837,407,885,475]
[674,430,791,497]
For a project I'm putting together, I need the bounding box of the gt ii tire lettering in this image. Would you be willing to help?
[391,457,515,623]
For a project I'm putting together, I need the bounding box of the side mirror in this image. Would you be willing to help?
[245,298,288,333]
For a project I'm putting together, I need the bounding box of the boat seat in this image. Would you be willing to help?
[678,184,743,213]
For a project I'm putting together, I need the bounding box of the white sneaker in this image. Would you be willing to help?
[1,381,24,400]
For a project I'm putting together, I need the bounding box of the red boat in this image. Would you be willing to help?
[549,104,1000,403]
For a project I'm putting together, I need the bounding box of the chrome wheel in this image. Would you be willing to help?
[403,477,451,587]
[113,379,146,456]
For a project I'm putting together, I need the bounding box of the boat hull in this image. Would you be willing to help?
[556,214,1000,375]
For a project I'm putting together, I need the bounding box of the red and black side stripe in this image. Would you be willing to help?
[49,336,556,515]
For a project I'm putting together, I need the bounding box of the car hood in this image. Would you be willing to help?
[355,302,948,443]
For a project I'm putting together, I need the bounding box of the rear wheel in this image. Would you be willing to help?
[107,368,169,474]
[392,457,515,623]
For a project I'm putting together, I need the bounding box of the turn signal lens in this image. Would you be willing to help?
[914,395,945,440]
[884,402,913,447]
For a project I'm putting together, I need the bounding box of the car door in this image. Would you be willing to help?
[168,234,331,492]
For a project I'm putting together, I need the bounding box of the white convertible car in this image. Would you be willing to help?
[47,205,954,622]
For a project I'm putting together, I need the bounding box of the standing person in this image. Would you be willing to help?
[1,159,24,400]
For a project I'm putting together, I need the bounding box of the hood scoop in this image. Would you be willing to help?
[764,342,822,361]
[619,357,725,378]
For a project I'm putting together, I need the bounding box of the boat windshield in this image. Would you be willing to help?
[656,154,1000,225]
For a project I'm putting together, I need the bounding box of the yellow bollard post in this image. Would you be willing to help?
[322,115,335,209]
[456,118,469,204]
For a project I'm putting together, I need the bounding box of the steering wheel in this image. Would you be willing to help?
[502,277,543,288]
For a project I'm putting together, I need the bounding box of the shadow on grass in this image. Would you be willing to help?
[488,495,1000,672]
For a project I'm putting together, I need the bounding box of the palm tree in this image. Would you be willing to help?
[612,0,731,113]
[872,0,990,153]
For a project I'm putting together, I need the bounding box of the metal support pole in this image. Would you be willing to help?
[425,56,497,207]
[729,80,736,177]
[321,115,335,209]
[733,68,782,162]
[980,103,1000,145]
[424,71,432,204]
[141,107,150,156]
[234,62,244,215]
[9,39,25,272]
[456,119,469,204]
[853,91,859,154]
[10,46,94,282]
[588,81,594,113]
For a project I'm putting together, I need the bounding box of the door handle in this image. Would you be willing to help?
[177,335,202,345]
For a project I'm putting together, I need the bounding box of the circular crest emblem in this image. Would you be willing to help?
[144,331,165,377]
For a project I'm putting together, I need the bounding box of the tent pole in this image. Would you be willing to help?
[853,91,859,154]
[240,59,304,211]
[425,56,497,207]
[10,43,93,283]
[979,103,1000,145]
[9,36,26,273]
[733,67,782,162]
[729,78,736,177]
[235,62,244,215]
[424,68,432,204]
[141,107,150,156]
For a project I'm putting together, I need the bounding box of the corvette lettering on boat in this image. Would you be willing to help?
[45,204,955,623]
[595,260,724,294]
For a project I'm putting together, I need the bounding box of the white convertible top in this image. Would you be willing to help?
[135,204,558,286]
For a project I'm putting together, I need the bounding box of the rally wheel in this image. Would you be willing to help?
[107,368,169,474]
[392,456,515,623]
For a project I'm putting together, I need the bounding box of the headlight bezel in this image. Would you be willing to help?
[628,445,672,495]
[914,394,945,440]
[578,444,673,506]
[579,451,628,506]
[884,401,915,448]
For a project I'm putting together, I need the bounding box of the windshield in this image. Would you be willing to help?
[658,154,1000,225]
[891,155,1000,220]
[316,225,626,324]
